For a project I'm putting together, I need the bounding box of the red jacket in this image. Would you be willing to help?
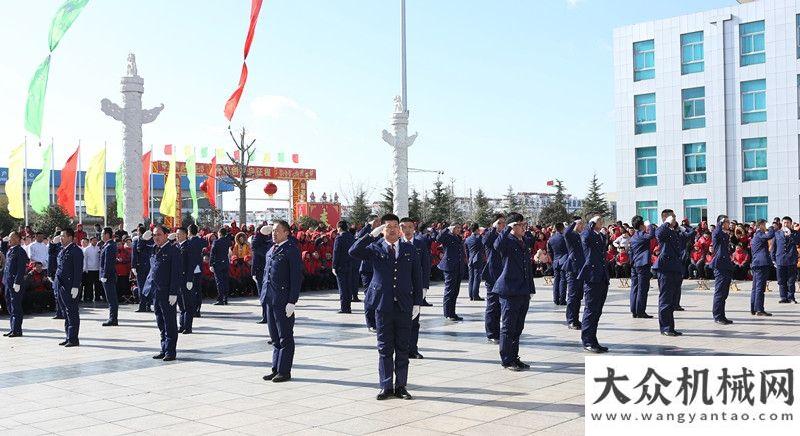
[115,246,132,276]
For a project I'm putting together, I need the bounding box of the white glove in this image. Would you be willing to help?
[71,287,79,299]
[644,220,651,227]
[590,215,601,224]
[370,224,386,238]
[169,295,177,306]
[131,268,137,276]
[53,236,61,245]
[2,236,8,242]
[13,284,20,292]
[665,216,675,225]
[210,266,215,273]
[252,275,257,282]
[142,230,153,240]
[100,277,107,283]
[332,268,337,276]
[186,282,193,290]
[423,288,428,299]
[168,233,176,241]
[492,220,500,229]
[260,225,273,235]
[447,225,456,233]
[285,303,295,317]
[507,222,519,229]
[784,227,791,236]
[412,305,420,319]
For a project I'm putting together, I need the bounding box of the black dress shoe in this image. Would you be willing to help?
[267,339,274,345]
[352,297,361,303]
[213,301,224,306]
[177,328,185,334]
[182,330,192,334]
[262,371,278,381]
[715,318,733,325]
[409,352,424,359]
[567,322,581,330]
[7,332,22,338]
[272,373,291,383]
[153,353,166,359]
[778,299,790,304]
[376,389,394,400]
[446,316,463,322]
[674,306,685,311]
[638,313,654,319]
[394,386,413,400]
[2,332,10,337]
[503,362,523,371]
[514,359,531,369]
[751,311,756,315]
[63,342,79,347]
[195,312,202,318]
[755,311,773,317]
[792,299,798,304]
[368,327,377,333]
[256,319,267,324]
[52,315,64,319]
[597,345,609,353]
[58,340,68,346]
[102,320,118,327]
[473,297,485,302]
[487,338,499,344]
[661,330,680,337]
[584,345,603,353]
[337,310,352,314]
[421,300,433,307]
[134,308,147,313]
[162,355,176,362]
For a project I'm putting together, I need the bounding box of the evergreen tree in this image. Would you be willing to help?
[31,205,72,236]
[579,173,610,218]
[471,188,493,226]
[408,189,427,222]
[378,185,394,216]
[347,188,371,226]
[539,179,570,225]
[427,178,452,223]
[504,185,520,213]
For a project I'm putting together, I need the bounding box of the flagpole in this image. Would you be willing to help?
[103,141,108,227]
[23,137,28,226]
[50,137,55,206]
[149,144,154,225]
[78,139,82,224]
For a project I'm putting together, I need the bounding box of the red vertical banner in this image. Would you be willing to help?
[224,0,264,122]
[142,150,152,218]
[56,147,79,217]
[200,156,218,208]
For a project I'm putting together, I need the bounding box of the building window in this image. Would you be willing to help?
[684,199,708,225]
[635,147,657,187]
[683,142,707,185]
[636,201,659,223]
[634,93,656,134]
[797,15,800,58]
[741,79,766,124]
[681,31,704,74]
[633,39,655,81]
[742,137,767,181]
[740,20,765,66]
[743,196,768,222]
[682,87,706,130]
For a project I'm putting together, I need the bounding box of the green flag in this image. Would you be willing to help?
[184,145,199,221]
[25,56,51,137]
[277,152,285,163]
[200,146,208,158]
[49,0,91,52]
[29,143,53,214]
[115,162,125,218]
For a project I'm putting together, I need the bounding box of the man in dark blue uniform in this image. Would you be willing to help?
[333,220,356,313]
[674,219,694,311]
[482,214,505,343]
[774,216,800,304]
[260,220,303,383]
[132,226,154,313]
[357,216,380,332]
[547,223,568,305]
[710,215,734,325]
[48,235,64,319]
[464,224,485,301]
[175,228,198,334]
[414,223,434,306]
[750,220,776,316]
[437,224,464,321]
[492,212,534,370]
[3,232,28,337]
[188,224,205,317]
[55,228,83,347]
[629,216,655,318]
[653,210,684,336]
[252,224,274,323]
[564,217,585,329]
[99,227,119,326]
[211,228,233,305]
[350,214,422,399]
[143,225,181,361]
[578,215,610,353]
[401,217,425,359]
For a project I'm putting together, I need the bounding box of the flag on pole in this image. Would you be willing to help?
[200,146,209,158]
[277,152,285,163]
[546,180,554,186]
[84,148,106,217]
[115,162,125,218]
[200,156,217,209]
[163,144,172,155]
[48,0,91,52]
[24,56,51,137]
[29,143,53,214]
[262,152,270,163]
[56,147,79,217]
[142,150,151,218]
[6,144,25,219]
[184,145,199,220]
[233,150,241,161]
[215,147,225,160]
[291,153,299,164]
[159,152,178,219]
[223,0,264,121]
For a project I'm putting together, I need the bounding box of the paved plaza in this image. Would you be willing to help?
[1,278,798,435]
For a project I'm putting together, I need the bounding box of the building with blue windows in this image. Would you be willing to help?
[614,0,800,224]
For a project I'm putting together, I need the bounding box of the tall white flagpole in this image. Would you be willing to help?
[78,139,83,224]
[103,141,108,227]
[23,137,28,226]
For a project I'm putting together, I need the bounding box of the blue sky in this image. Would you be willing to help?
[0,0,734,208]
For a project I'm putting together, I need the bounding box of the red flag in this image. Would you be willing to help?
[233,150,241,160]
[244,0,264,58]
[142,150,152,218]
[291,153,299,164]
[224,0,263,121]
[224,63,248,122]
[163,144,172,155]
[200,156,217,208]
[56,147,79,217]
[546,180,554,186]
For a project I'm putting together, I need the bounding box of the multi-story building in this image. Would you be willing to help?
[614,0,800,224]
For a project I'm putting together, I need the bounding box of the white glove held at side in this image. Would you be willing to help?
[13,284,20,292]
[285,303,295,317]
[412,305,420,319]
[100,277,107,283]
[186,282,193,290]
[169,295,177,306]
[71,287,79,299]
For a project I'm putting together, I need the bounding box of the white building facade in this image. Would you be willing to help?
[614,0,800,225]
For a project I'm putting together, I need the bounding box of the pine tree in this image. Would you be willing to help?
[472,188,493,226]
[539,179,570,225]
[408,189,427,222]
[378,185,394,216]
[31,205,72,236]
[427,178,452,223]
[347,188,371,226]
[580,173,610,218]
[504,185,520,213]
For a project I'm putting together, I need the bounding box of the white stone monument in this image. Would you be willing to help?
[100,53,163,229]
[381,0,417,218]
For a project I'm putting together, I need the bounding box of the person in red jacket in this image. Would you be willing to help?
[732,244,750,280]
[605,246,618,278]
[615,248,631,279]
[689,243,706,279]
[23,262,53,313]
[115,238,133,301]
[200,254,215,299]
[74,223,87,243]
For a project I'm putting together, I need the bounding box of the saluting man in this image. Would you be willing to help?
[55,228,84,347]
[481,213,505,343]
[333,220,356,314]
[653,209,684,336]
[413,223,434,307]
[261,220,303,383]
[773,216,800,304]
[629,216,655,318]
[357,216,381,332]
[99,227,119,326]
[211,228,233,305]
[464,223,485,302]
[252,224,274,324]
[437,223,464,321]
[547,223,568,305]
[578,215,610,353]
[400,217,425,359]
[492,212,535,371]
[563,217,586,330]
[750,220,777,316]
[143,225,181,361]
[350,214,422,400]
[3,232,29,338]
[710,215,735,325]
[132,226,154,313]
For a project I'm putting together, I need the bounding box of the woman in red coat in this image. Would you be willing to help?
[115,238,133,300]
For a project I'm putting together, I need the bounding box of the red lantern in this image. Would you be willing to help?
[264,182,278,197]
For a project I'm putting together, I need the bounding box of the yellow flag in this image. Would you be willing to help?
[85,148,106,217]
[6,144,25,219]
[159,152,177,219]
